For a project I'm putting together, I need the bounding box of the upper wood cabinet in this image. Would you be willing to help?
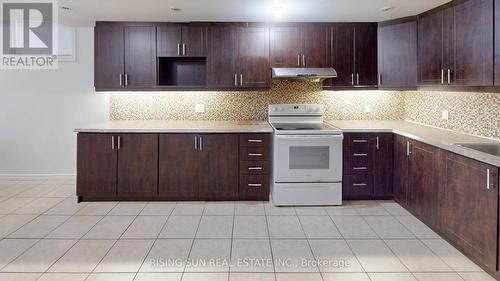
[331,23,378,88]
[378,20,417,89]
[95,23,157,90]
[270,25,329,68]
[418,0,494,86]
[207,25,270,89]
[157,25,206,57]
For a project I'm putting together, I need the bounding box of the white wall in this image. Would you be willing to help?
[0,28,109,178]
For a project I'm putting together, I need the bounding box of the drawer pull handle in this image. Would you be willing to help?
[353,139,368,143]
[248,153,263,156]
[352,183,367,187]
[353,167,367,170]
[248,139,263,143]
[248,183,262,188]
[248,167,263,170]
[353,153,367,157]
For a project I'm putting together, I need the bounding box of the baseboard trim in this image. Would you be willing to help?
[0,174,76,180]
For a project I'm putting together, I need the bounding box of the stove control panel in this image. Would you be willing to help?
[269,104,324,116]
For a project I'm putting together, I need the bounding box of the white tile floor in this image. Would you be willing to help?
[0,179,496,281]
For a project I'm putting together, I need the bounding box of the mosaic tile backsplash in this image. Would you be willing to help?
[110,81,500,139]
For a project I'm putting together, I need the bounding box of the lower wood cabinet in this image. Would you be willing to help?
[77,132,271,201]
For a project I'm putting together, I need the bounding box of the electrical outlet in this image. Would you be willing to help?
[364,104,372,113]
[195,104,205,113]
[441,109,449,120]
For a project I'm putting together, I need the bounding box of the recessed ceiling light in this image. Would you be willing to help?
[171,7,182,12]
[380,6,395,12]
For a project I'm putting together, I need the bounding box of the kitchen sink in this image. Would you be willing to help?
[453,143,500,157]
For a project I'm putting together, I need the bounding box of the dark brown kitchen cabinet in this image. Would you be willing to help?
[207,25,269,88]
[393,134,409,205]
[77,133,159,201]
[332,23,377,88]
[342,133,392,199]
[442,153,498,272]
[94,23,156,90]
[270,25,329,68]
[377,20,417,89]
[157,25,205,57]
[495,0,500,85]
[159,134,239,200]
[418,0,493,86]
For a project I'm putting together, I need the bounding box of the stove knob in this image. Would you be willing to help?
[313,107,320,113]
[271,107,277,112]
[306,107,313,113]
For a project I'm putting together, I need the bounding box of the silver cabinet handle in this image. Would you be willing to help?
[378,73,382,85]
[447,69,451,85]
[406,141,411,156]
[352,183,367,187]
[117,136,121,150]
[248,167,263,170]
[124,74,129,86]
[353,139,368,143]
[353,153,367,157]
[234,73,238,87]
[199,136,203,151]
[194,135,198,150]
[376,136,380,150]
[119,74,123,86]
[351,74,354,85]
[441,69,445,84]
[182,43,186,56]
[297,54,301,67]
[240,74,243,86]
[248,183,263,188]
[248,139,263,143]
[353,167,367,170]
[302,54,305,67]
[177,43,180,56]
[248,153,263,157]
[356,73,360,85]
[111,136,115,150]
[486,169,490,190]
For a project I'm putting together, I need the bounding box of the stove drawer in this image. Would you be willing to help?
[240,146,269,161]
[239,175,269,200]
[240,161,270,175]
[240,134,270,147]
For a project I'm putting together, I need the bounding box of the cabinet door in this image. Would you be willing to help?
[157,25,182,57]
[207,26,239,87]
[270,26,300,67]
[407,141,439,226]
[124,25,157,87]
[77,134,117,197]
[443,153,498,271]
[159,134,199,199]
[117,134,158,197]
[378,21,417,88]
[182,26,206,57]
[238,27,270,88]
[332,24,355,87]
[301,25,330,67]
[418,11,445,85]
[451,0,493,86]
[94,25,124,89]
[198,134,239,200]
[393,135,409,205]
[354,24,378,86]
[373,134,393,197]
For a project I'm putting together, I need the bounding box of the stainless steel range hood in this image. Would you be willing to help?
[272,68,338,82]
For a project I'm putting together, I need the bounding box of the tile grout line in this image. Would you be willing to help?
[294,207,325,281]
[180,202,206,280]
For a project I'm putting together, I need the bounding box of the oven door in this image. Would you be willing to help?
[274,134,343,183]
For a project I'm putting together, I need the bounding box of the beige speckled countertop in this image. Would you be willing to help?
[74,120,273,133]
[328,120,500,167]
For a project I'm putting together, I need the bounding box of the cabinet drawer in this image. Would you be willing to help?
[343,146,372,174]
[240,134,270,147]
[344,133,375,147]
[240,146,269,161]
[343,175,374,197]
[240,161,270,175]
[239,175,270,200]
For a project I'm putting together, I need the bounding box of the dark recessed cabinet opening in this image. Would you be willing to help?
[158,57,207,86]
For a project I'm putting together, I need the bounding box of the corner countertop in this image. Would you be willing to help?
[328,120,500,167]
[74,120,274,133]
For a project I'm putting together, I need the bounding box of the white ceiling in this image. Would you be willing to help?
[59,0,450,26]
